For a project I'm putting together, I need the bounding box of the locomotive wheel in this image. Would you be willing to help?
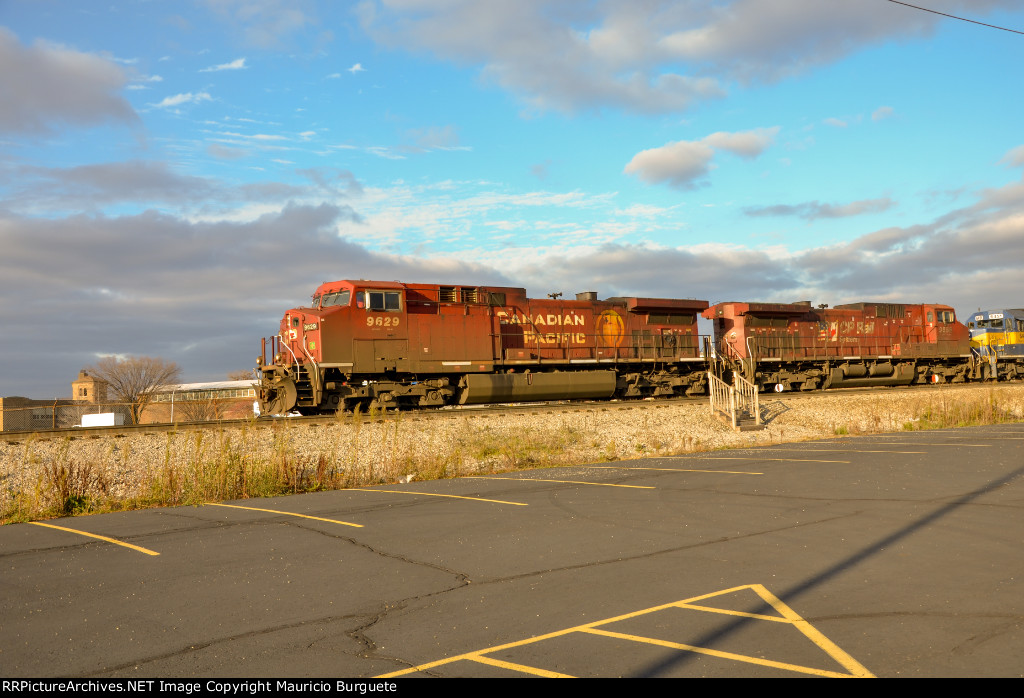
[261,377,297,415]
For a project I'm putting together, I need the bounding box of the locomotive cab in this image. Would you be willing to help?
[969,309,1024,358]
[921,304,962,347]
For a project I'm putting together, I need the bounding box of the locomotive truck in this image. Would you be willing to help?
[257,279,711,415]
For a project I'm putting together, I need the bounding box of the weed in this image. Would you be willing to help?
[38,440,106,517]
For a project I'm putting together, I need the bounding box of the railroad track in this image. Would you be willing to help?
[0,380,1013,443]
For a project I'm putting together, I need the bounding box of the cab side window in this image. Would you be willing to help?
[367,291,402,311]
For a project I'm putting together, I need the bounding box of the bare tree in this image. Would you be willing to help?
[84,356,182,424]
[177,397,224,423]
[227,369,255,381]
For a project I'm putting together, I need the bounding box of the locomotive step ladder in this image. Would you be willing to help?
[708,371,765,432]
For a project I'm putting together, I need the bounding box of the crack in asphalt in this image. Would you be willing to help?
[298,525,471,673]
[950,616,1024,654]
[79,611,376,677]
[472,511,857,585]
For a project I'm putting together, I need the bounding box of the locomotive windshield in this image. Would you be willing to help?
[320,290,351,308]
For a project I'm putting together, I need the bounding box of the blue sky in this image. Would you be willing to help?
[2,0,1024,397]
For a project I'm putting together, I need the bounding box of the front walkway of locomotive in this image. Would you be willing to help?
[256,280,714,415]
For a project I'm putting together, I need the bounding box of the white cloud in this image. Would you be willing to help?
[155,92,213,109]
[744,197,896,221]
[624,127,778,188]
[405,125,462,151]
[202,0,316,50]
[208,144,248,160]
[200,57,247,72]
[872,105,894,121]
[1000,145,1024,168]
[703,127,779,158]
[615,203,676,218]
[624,140,716,189]
[348,63,366,73]
[366,146,406,160]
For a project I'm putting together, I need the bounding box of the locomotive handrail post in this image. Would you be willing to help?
[730,384,737,428]
[300,343,322,405]
[732,372,761,427]
[745,336,757,383]
[278,334,300,367]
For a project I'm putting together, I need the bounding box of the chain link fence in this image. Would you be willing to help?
[0,401,135,432]
[0,395,258,432]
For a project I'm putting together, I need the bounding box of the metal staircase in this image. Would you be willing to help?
[708,371,764,431]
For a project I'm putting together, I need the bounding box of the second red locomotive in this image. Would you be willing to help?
[258,279,710,414]
[705,300,974,391]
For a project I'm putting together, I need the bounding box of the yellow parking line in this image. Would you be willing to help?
[467,654,572,678]
[581,627,856,679]
[581,465,763,475]
[941,435,1024,440]
[354,489,528,506]
[857,442,992,447]
[757,448,926,454]
[466,476,655,490]
[679,456,851,464]
[28,522,159,556]
[377,583,874,679]
[378,625,586,677]
[755,584,874,678]
[209,503,363,527]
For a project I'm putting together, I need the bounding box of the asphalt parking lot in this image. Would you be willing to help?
[2,424,1021,677]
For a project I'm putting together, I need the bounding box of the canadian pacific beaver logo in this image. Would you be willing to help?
[596,310,625,347]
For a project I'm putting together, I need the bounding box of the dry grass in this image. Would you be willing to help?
[4,385,1023,523]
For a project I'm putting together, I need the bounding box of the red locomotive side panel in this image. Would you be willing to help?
[496,295,706,364]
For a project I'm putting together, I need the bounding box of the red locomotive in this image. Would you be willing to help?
[704,300,975,391]
[258,279,710,414]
